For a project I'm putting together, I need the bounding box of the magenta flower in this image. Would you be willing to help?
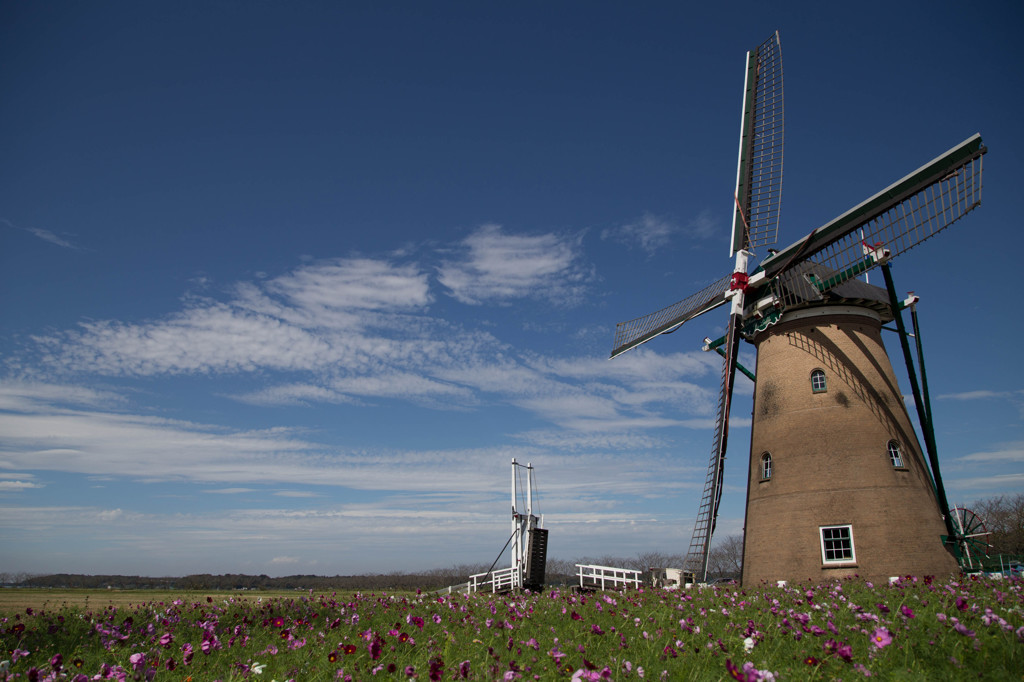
[591,624,604,635]
[50,653,63,671]
[725,659,776,681]
[871,627,892,649]
[955,597,969,612]
[954,623,976,638]
[900,605,915,619]
[129,653,146,672]
[369,636,383,660]
[159,632,173,648]
[825,639,853,661]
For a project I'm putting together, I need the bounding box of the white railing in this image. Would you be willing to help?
[466,566,520,593]
[576,564,642,591]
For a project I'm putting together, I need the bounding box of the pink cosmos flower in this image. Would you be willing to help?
[954,623,976,638]
[871,627,892,649]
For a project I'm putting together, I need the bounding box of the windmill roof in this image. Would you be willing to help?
[774,261,894,322]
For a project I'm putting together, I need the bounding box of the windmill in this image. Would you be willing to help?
[610,32,986,584]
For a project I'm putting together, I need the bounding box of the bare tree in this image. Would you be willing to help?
[707,534,744,579]
[970,494,1024,556]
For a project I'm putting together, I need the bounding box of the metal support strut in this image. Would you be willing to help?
[880,264,956,545]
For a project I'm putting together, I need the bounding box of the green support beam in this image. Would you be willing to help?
[705,339,756,382]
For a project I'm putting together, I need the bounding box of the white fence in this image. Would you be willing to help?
[466,566,520,594]
[575,564,642,591]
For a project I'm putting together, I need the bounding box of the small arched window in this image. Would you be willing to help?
[887,440,904,467]
[760,452,772,480]
[811,369,827,393]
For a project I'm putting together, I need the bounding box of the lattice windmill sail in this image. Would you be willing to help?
[610,31,987,584]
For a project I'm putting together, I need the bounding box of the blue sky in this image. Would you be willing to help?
[2,1,1021,578]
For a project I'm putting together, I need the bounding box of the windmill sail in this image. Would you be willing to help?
[684,311,741,580]
[610,273,732,359]
[758,134,985,309]
[732,31,784,255]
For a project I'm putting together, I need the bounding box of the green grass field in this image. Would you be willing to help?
[2,577,1022,680]
[0,589,304,615]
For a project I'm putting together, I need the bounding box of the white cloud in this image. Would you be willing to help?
[11,247,715,435]
[230,383,357,407]
[437,224,593,305]
[0,480,44,491]
[514,430,667,451]
[0,380,711,500]
[0,381,125,412]
[265,258,432,314]
[35,302,336,375]
[601,210,720,254]
[602,213,677,254]
[946,472,1024,491]
[1,217,81,250]
[939,390,1017,400]
[330,373,474,402]
[26,258,442,378]
[957,441,1024,463]
[684,209,720,240]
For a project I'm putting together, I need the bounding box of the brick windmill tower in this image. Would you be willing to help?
[610,32,986,584]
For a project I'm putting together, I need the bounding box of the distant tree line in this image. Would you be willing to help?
[0,558,705,592]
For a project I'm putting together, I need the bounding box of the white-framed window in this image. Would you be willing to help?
[820,525,855,564]
[811,369,827,393]
[887,440,904,467]
[760,452,772,480]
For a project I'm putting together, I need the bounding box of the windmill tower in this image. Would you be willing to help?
[610,32,986,584]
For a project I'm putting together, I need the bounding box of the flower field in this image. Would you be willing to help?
[2,576,1022,681]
